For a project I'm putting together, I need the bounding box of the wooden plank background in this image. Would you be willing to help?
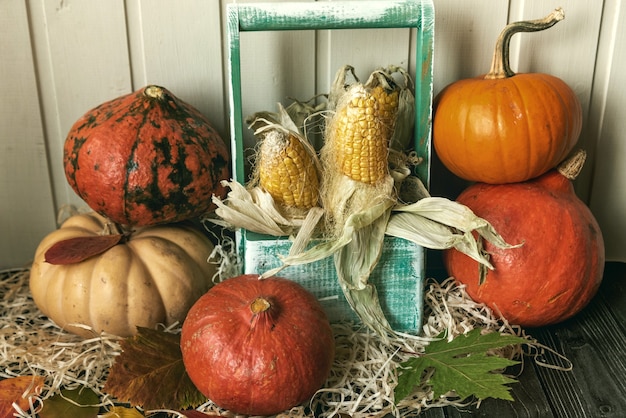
[1,0,623,269]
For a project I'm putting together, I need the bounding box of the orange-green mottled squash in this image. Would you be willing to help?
[63,85,230,226]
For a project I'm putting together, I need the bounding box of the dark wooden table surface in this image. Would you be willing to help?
[420,261,626,418]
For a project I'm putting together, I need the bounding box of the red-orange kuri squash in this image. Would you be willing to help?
[180,274,335,416]
[443,150,604,327]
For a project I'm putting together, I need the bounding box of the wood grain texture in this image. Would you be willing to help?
[421,263,626,418]
[225,0,317,182]
[1,0,625,271]
[430,0,510,93]
[0,1,57,269]
[510,0,603,205]
[427,0,509,199]
[588,1,626,263]
[126,0,228,137]
[532,311,626,416]
[234,0,426,30]
[242,233,425,332]
[28,0,132,212]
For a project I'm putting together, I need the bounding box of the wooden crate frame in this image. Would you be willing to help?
[225,0,434,332]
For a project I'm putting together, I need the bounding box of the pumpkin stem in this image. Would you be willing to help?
[143,85,166,100]
[104,220,121,236]
[103,220,132,243]
[485,8,565,80]
[250,297,272,315]
[557,149,586,180]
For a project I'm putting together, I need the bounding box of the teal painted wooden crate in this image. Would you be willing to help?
[226,0,435,333]
[242,232,425,332]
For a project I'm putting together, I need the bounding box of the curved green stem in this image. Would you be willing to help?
[485,8,565,80]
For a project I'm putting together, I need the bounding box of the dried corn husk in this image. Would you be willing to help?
[314,67,415,337]
[283,94,328,145]
[211,179,324,238]
[326,64,359,111]
[384,64,416,152]
[209,64,518,339]
[387,195,523,268]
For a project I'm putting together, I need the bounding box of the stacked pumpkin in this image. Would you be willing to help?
[30,85,231,338]
[432,8,605,327]
[29,86,336,415]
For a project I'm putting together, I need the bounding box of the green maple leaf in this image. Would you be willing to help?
[103,327,206,410]
[395,328,526,403]
[39,387,100,418]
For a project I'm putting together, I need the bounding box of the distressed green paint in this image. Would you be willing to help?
[227,0,434,189]
[227,1,434,332]
[244,232,425,332]
[235,1,426,31]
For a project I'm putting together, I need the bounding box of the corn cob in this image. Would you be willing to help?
[247,107,321,211]
[325,70,399,185]
[257,130,320,209]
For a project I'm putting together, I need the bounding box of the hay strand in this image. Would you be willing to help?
[1,266,557,417]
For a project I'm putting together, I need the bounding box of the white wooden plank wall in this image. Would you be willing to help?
[1,0,624,268]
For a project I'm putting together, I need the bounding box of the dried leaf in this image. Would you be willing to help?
[0,375,44,418]
[101,405,145,418]
[210,180,302,236]
[103,327,205,410]
[39,387,99,418]
[44,234,123,264]
[395,329,526,403]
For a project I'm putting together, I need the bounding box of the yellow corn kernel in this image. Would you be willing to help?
[329,84,399,184]
[257,131,320,209]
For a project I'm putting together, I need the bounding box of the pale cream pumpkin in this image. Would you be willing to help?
[30,212,216,338]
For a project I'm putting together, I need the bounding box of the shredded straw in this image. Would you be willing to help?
[1,252,566,417]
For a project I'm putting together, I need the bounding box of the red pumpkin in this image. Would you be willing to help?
[443,150,604,327]
[433,8,582,184]
[180,274,335,416]
[64,85,230,226]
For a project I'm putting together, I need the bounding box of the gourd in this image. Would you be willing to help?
[30,212,217,338]
[443,150,605,327]
[180,274,335,416]
[63,85,230,226]
[433,8,582,184]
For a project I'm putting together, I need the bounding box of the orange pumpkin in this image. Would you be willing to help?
[433,8,582,184]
